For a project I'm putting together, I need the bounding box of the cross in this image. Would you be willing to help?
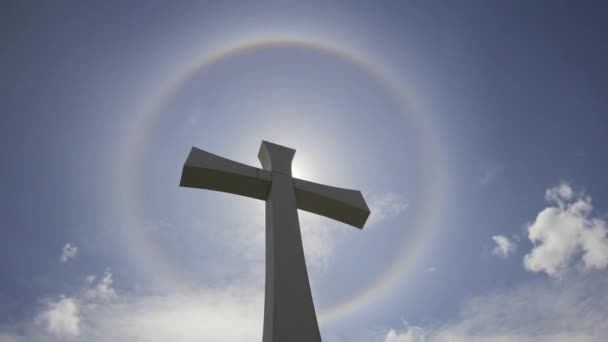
[180,140,370,342]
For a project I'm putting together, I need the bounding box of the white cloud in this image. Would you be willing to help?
[60,243,78,263]
[34,297,80,339]
[367,192,409,226]
[523,183,608,276]
[491,235,516,259]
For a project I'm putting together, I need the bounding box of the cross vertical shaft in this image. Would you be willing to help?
[264,172,321,341]
[259,142,321,342]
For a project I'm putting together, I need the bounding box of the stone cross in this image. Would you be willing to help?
[180,140,370,342]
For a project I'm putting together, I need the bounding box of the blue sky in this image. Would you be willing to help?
[2,1,608,341]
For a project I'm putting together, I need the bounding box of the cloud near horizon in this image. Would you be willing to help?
[385,183,608,342]
[384,272,608,342]
[0,271,264,342]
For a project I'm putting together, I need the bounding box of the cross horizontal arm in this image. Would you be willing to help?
[293,178,370,229]
[180,147,272,200]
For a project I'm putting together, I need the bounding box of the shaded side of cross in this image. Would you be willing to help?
[180,140,370,342]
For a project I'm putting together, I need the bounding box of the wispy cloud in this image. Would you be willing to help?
[367,192,409,226]
[384,274,608,342]
[491,235,517,259]
[59,243,78,263]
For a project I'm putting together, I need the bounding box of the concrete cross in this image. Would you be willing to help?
[180,140,370,342]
